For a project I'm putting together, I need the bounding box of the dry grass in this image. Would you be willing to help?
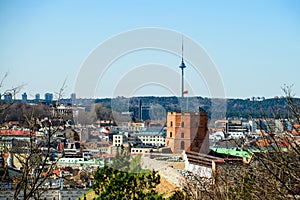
[79,175,178,199]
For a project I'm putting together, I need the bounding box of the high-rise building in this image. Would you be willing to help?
[141,106,151,121]
[21,92,27,103]
[165,109,208,154]
[3,93,12,102]
[71,93,76,105]
[35,93,40,103]
[45,93,53,104]
[139,99,142,121]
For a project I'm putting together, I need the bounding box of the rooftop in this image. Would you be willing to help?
[0,129,36,137]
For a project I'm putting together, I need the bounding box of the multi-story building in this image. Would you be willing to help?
[35,93,40,103]
[249,120,258,132]
[64,142,82,158]
[21,92,27,103]
[226,120,248,133]
[165,110,208,154]
[0,129,35,151]
[113,131,165,148]
[55,105,73,117]
[127,122,145,131]
[214,120,227,130]
[3,93,12,102]
[113,134,127,147]
[71,93,76,105]
[135,133,165,147]
[45,93,53,104]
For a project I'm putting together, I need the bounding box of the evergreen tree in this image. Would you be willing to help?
[93,147,162,200]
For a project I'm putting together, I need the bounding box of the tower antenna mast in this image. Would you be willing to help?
[179,36,186,112]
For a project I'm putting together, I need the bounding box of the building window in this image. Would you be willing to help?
[181,141,185,150]
[170,121,173,127]
[181,132,184,138]
[181,121,184,127]
[170,132,172,137]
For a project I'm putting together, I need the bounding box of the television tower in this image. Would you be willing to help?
[179,37,186,111]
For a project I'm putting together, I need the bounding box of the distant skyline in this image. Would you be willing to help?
[1,1,300,99]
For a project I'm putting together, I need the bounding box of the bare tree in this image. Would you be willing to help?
[12,124,59,199]
[178,87,300,200]
[10,82,68,199]
[0,73,25,114]
[75,108,97,126]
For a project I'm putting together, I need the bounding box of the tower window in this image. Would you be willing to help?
[181,121,184,127]
[181,141,185,150]
[170,121,173,127]
[170,132,173,137]
[181,132,184,138]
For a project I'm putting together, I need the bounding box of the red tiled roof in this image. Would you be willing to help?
[0,129,36,137]
[42,169,65,177]
[52,169,60,177]
[292,129,300,136]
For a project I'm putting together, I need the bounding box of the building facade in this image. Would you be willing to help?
[165,110,208,154]
[35,93,40,103]
[113,134,127,147]
[3,93,12,102]
[21,92,27,103]
[45,93,53,104]
[226,120,248,133]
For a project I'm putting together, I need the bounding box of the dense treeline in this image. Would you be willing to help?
[95,96,298,120]
[1,97,297,125]
[0,102,52,126]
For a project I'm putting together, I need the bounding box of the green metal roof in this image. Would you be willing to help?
[210,147,260,158]
[210,146,288,158]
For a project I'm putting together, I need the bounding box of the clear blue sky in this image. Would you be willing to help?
[0,0,299,99]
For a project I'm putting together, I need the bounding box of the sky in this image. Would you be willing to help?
[0,0,300,99]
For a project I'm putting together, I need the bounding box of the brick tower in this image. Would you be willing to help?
[165,109,208,154]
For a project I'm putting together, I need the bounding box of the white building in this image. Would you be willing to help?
[227,132,245,139]
[113,134,127,147]
[135,133,165,147]
[113,132,165,148]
